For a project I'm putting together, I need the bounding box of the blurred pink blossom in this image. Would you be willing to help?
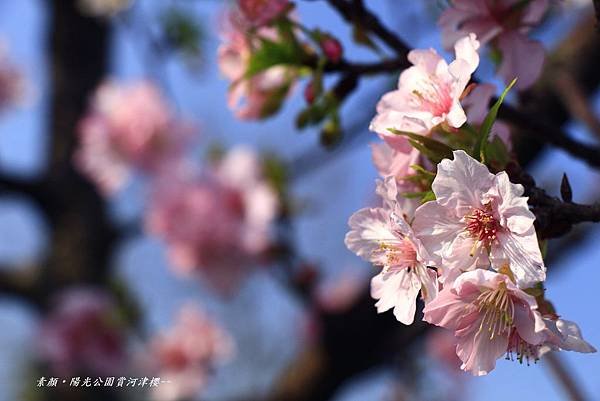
[150,305,234,401]
[237,0,291,27]
[314,269,366,313]
[218,10,296,120]
[423,269,545,376]
[38,288,126,376]
[145,147,278,293]
[320,35,343,63]
[75,81,192,195]
[439,0,548,89]
[370,34,480,150]
[413,150,545,287]
[426,327,462,371]
[0,42,25,114]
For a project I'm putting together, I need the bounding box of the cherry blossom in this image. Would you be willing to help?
[439,0,549,89]
[369,34,480,150]
[38,288,126,376]
[412,150,545,286]
[345,177,438,324]
[145,147,278,293]
[423,269,545,375]
[149,305,234,401]
[218,10,296,120]
[75,81,191,195]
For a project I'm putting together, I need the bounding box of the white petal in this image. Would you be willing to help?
[370,269,421,325]
[432,150,495,212]
[345,207,398,264]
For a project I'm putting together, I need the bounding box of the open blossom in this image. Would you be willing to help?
[413,150,545,287]
[145,147,278,293]
[370,34,480,150]
[218,10,296,120]
[38,288,126,376]
[439,0,549,89]
[424,270,545,375]
[236,0,290,27]
[75,81,191,195]
[345,177,438,324]
[149,305,234,401]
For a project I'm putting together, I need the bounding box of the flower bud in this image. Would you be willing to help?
[320,35,343,63]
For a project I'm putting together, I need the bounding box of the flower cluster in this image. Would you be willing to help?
[147,305,234,401]
[145,147,279,294]
[345,32,595,376]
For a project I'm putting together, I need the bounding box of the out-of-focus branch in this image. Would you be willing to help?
[553,71,600,139]
[544,352,589,401]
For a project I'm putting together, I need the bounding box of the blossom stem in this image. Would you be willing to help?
[544,352,588,401]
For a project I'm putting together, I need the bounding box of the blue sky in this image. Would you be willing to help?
[0,1,598,401]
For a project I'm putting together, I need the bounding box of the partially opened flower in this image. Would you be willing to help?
[75,81,192,195]
[38,288,126,376]
[145,147,278,293]
[218,9,296,120]
[413,150,545,287]
[345,177,438,324]
[532,317,596,358]
[439,0,548,89]
[149,305,234,401]
[370,34,480,151]
[423,269,545,375]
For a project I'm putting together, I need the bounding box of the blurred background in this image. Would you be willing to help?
[0,1,599,401]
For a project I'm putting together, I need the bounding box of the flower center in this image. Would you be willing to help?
[377,237,418,273]
[465,203,501,249]
[410,77,453,117]
[475,284,514,340]
[506,331,540,366]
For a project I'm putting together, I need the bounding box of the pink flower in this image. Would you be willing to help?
[423,270,545,375]
[439,0,548,89]
[218,11,296,120]
[75,81,191,195]
[149,305,234,401]
[345,177,438,324]
[38,288,126,376]
[0,43,25,114]
[145,147,278,293]
[370,34,480,150]
[462,83,512,150]
[413,150,545,287]
[426,327,462,371]
[237,0,291,27]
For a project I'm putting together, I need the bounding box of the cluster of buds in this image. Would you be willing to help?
[345,29,595,376]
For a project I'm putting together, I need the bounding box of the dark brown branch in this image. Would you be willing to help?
[324,0,409,57]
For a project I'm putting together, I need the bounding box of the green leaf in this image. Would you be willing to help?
[245,37,303,78]
[420,191,436,203]
[162,8,203,57]
[409,164,435,177]
[389,128,455,163]
[473,78,517,163]
[485,136,510,170]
